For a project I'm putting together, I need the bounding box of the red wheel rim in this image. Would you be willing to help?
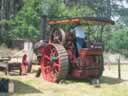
[41,45,60,82]
[21,54,28,74]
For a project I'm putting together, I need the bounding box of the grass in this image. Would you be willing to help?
[0,65,128,96]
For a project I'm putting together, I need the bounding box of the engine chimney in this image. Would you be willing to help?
[41,15,47,40]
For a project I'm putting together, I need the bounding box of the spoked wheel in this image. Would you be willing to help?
[49,28,65,44]
[40,44,69,82]
[27,60,32,73]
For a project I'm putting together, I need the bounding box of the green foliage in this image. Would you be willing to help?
[106,26,128,57]
[12,0,94,41]
[12,0,41,40]
[1,0,128,57]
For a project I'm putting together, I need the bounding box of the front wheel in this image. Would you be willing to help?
[40,44,69,82]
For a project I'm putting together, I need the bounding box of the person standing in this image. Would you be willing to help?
[72,25,87,53]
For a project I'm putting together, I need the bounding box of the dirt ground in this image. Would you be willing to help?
[0,64,128,96]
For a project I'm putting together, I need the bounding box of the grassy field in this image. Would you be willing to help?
[0,65,128,96]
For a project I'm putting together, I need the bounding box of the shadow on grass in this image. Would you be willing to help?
[62,76,125,85]
[31,69,38,74]
[0,79,41,96]
[9,69,37,76]
[62,76,91,84]
[14,80,42,94]
[9,71,20,76]
[100,76,125,84]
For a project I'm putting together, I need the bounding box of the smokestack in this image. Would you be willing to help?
[41,15,47,40]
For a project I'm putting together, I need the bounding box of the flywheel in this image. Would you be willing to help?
[49,28,66,44]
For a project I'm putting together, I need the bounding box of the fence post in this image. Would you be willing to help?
[108,62,111,70]
[118,55,121,79]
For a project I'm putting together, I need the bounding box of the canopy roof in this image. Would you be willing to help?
[48,17,115,25]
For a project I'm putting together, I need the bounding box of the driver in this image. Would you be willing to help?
[72,25,87,53]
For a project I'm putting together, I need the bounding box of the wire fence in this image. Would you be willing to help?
[104,63,128,80]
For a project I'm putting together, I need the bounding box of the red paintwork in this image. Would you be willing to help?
[80,48,102,56]
[39,28,104,82]
[39,17,114,82]
[21,54,28,75]
[70,48,102,78]
[40,44,60,82]
[64,32,103,79]
[71,69,99,79]
[40,45,102,80]
[48,17,114,25]
[48,18,80,25]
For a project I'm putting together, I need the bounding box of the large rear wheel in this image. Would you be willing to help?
[40,44,69,82]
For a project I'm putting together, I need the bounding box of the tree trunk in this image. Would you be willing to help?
[0,0,6,42]
[0,0,19,44]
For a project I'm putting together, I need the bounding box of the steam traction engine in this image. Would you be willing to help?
[37,16,114,83]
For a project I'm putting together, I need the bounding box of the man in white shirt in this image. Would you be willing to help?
[73,25,86,53]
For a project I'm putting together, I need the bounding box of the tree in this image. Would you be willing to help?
[12,0,94,41]
[0,0,23,45]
